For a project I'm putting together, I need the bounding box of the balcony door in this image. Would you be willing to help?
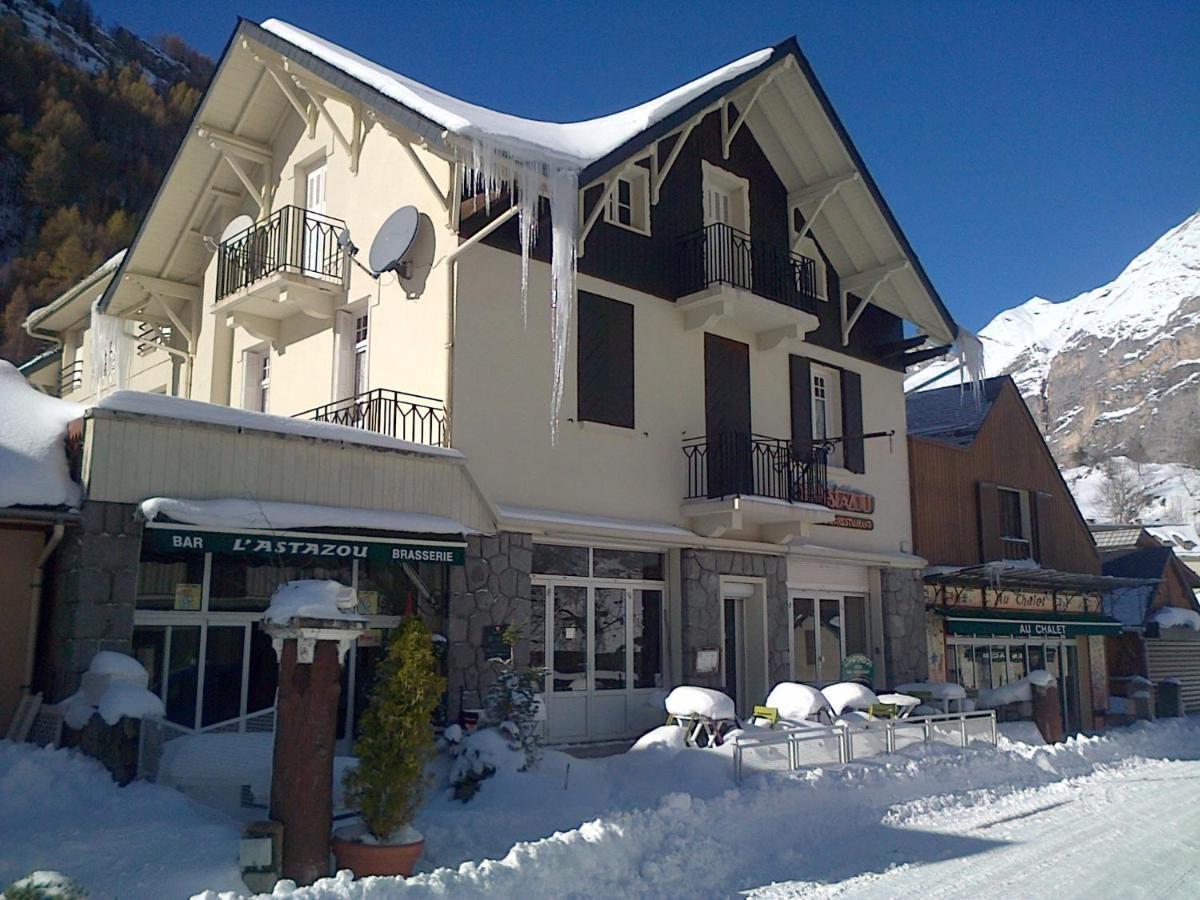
[704,334,752,497]
[702,162,751,288]
[303,162,328,275]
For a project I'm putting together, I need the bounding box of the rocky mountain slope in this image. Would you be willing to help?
[909,210,1200,470]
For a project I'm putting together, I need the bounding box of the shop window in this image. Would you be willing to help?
[136,549,204,610]
[208,554,353,612]
[632,589,663,688]
[246,623,279,715]
[164,625,200,727]
[202,626,246,727]
[552,586,588,692]
[843,595,868,658]
[529,584,547,674]
[594,588,627,690]
[357,557,448,621]
[132,626,166,696]
[593,548,663,581]
[533,544,590,577]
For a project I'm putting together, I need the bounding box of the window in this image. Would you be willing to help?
[791,234,827,300]
[604,169,650,235]
[258,353,271,412]
[998,488,1032,559]
[811,364,843,468]
[353,313,369,396]
[577,292,634,428]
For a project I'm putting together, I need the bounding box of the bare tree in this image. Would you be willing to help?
[1099,458,1152,523]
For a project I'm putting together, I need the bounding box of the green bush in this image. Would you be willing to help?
[342,617,445,841]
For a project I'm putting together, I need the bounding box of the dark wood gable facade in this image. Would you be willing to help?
[908,378,1101,575]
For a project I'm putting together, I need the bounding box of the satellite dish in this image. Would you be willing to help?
[220,214,254,243]
[368,206,420,275]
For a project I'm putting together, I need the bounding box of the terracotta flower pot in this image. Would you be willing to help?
[332,826,424,878]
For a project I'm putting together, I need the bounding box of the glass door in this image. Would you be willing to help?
[791,594,870,685]
[818,598,842,682]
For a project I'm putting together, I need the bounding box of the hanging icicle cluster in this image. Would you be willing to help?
[461,138,581,444]
[955,326,987,406]
[89,298,132,398]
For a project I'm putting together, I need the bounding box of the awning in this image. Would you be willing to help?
[924,563,1156,594]
[936,608,1124,638]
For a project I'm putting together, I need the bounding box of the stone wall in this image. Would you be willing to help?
[680,548,788,687]
[40,501,141,700]
[446,531,532,719]
[880,568,929,686]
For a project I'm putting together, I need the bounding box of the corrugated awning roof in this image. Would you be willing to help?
[924,563,1157,594]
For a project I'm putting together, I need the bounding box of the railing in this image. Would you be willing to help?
[675,222,821,313]
[1001,537,1033,560]
[58,359,83,396]
[683,431,828,504]
[216,206,347,302]
[732,710,998,782]
[296,388,449,447]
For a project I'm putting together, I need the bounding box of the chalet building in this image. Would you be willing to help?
[21,18,967,748]
[907,377,1140,733]
[1091,525,1200,713]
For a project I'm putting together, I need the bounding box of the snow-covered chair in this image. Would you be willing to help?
[664,686,737,747]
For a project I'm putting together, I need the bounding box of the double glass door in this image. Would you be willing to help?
[531,582,663,742]
[791,594,869,685]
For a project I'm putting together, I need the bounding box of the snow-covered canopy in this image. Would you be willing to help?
[1152,607,1200,631]
[0,360,83,509]
[140,496,476,535]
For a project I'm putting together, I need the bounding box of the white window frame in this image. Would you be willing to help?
[811,363,844,469]
[241,347,270,413]
[788,592,871,687]
[701,161,751,232]
[603,168,652,236]
[998,487,1033,559]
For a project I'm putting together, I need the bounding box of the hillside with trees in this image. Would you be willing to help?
[0,0,213,362]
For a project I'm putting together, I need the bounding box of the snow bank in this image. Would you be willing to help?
[895,681,967,701]
[96,390,462,457]
[140,497,476,535]
[263,580,365,624]
[0,360,82,508]
[62,652,163,728]
[763,682,832,721]
[630,725,687,755]
[821,682,879,716]
[664,686,735,720]
[1152,607,1200,631]
[977,670,1056,709]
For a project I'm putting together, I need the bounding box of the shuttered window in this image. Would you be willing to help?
[789,355,865,474]
[577,292,635,428]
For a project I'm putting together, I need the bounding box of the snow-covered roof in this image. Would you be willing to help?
[94,390,463,458]
[0,361,83,509]
[261,19,773,170]
[24,248,125,334]
[1146,524,1200,556]
[905,375,1009,446]
[140,496,477,535]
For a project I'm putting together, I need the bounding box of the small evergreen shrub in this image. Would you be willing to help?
[343,617,445,841]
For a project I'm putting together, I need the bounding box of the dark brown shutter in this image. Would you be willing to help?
[978,481,1002,562]
[1033,491,1053,564]
[577,291,634,428]
[841,368,865,474]
[789,355,813,452]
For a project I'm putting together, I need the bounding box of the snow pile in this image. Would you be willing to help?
[664,686,736,720]
[629,725,687,755]
[821,682,879,716]
[977,670,1056,710]
[0,360,83,508]
[763,682,833,721]
[0,740,244,898]
[140,497,475,535]
[1152,607,1200,631]
[263,580,365,625]
[895,681,968,701]
[62,651,163,729]
[260,18,772,440]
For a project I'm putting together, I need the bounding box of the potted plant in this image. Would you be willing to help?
[333,616,446,877]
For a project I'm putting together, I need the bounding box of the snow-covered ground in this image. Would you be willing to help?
[1063,457,1200,524]
[5,719,1200,898]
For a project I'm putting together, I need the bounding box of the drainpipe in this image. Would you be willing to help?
[24,523,65,691]
[442,204,520,446]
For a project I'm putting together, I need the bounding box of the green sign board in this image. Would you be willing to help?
[145,525,465,566]
[840,653,875,684]
[942,615,1122,638]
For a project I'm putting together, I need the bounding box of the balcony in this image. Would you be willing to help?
[58,359,83,397]
[214,206,349,334]
[674,224,821,346]
[296,388,449,448]
[681,431,836,539]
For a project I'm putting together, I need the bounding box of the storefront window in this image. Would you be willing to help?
[990,646,1008,690]
[529,585,546,673]
[552,586,587,691]
[357,558,447,621]
[209,554,353,612]
[165,625,200,727]
[593,548,663,581]
[534,544,589,577]
[633,589,663,688]
[1008,645,1027,683]
[792,598,817,682]
[202,626,245,727]
[132,626,165,696]
[136,550,204,610]
[843,596,868,657]
[246,624,278,715]
[594,587,626,690]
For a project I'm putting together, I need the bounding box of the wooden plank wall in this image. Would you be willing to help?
[908,383,1100,574]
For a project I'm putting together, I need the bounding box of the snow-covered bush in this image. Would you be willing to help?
[3,871,87,899]
[343,617,445,840]
[447,727,526,802]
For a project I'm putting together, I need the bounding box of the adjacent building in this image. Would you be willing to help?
[907,377,1137,733]
[20,18,969,746]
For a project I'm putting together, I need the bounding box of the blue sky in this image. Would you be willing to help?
[90,1,1199,332]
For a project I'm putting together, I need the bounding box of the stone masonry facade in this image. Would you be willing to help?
[880,568,929,686]
[446,531,533,720]
[41,501,142,700]
[680,548,789,687]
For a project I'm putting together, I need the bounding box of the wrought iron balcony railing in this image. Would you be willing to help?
[58,359,83,397]
[296,388,449,448]
[683,431,829,505]
[675,223,821,313]
[216,206,348,302]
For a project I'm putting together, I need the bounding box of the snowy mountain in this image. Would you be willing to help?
[1063,457,1200,525]
[909,210,1200,470]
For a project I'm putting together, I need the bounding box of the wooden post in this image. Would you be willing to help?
[270,637,344,885]
[1032,681,1064,744]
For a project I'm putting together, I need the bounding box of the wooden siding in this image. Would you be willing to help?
[82,413,496,533]
[909,382,1100,573]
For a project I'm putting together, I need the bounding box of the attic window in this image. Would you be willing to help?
[604,170,650,236]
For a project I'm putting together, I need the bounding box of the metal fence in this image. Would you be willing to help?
[732,710,998,782]
[683,431,828,503]
[675,222,821,312]
[295,388,449,447]
[216,206,347,301]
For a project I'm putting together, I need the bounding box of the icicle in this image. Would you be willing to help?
[89,298,132,398]
[514,162,540,327]
[547,166,579,445]
[955,326,986,406]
